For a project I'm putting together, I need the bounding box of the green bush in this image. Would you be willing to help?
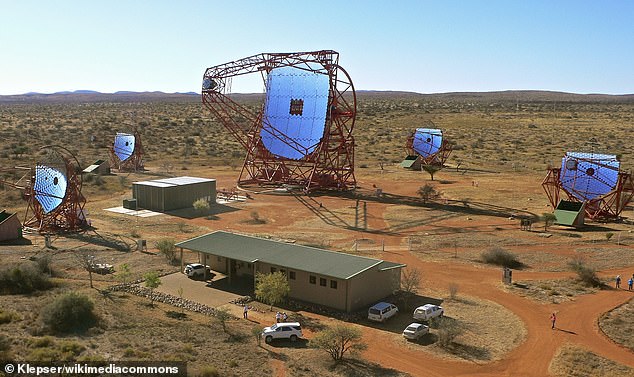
[41,292,98,334]
[481,247,522,268]
[156,239,177,264]
[0,263,53,294]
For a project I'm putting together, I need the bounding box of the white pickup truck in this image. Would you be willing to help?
[412,304,444,321]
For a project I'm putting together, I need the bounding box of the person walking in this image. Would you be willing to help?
[275,312,281,323]
[243,304,249,319]
[550,312,557,329]
[616,275,621,289]
[628,277,633,291]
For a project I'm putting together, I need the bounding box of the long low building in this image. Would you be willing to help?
[175,231,405,312]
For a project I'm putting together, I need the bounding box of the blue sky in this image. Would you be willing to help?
[1,0,633,95]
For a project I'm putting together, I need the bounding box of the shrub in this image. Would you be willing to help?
[448,284,459,300]
[198,366,220,377]
[193,198,210,212]
[481,247,522,268]
[568,257,601,287]
[0,263,53,294]
[41,292,98,334]
[0,310,18,324]
[0,334,11,361]
[156,239,177,264]
[434,317,462,348]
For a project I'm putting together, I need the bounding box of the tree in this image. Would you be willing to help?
[434,317,462,349]
[255,272,290,311]
[74,252,96,289]
[312,324,367,361]
[214,307,232,334]
[251,325,264,347]
[422,164,441,181]
[144,271,161,307]
[417,184,440,204]
[400,268,422,310]
[155,239,177,264]
[541,213,557,231]
[117,263,132,285]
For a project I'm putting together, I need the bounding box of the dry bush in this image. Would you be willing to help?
[568,257,601,287]
[481,247,522,269]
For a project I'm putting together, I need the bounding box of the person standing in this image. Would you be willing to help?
[275,312,281,323]
[616,275,621,289]
[550,312,557,329]
[243,304,249,319]
[628,277,633,291]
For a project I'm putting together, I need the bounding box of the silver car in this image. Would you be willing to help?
[402,323,429,340]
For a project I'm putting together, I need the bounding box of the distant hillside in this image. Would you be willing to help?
[1,90,633,104]
[0,90,200,104]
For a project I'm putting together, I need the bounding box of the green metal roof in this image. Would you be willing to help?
[554,200,585,227]
[400,155,419,168]
[175,231,405,280]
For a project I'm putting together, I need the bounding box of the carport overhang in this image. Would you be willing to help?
[179,246,259,284]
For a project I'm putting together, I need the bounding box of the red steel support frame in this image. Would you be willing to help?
[201,51,356,192]
[23,146,88,233]
[542,167,634,220]
[109,131,145,172]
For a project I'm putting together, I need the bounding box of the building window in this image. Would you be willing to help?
[289,271,296,280]
[271,267,277,273]
[330,280,337,289]
[217,256,221,262]
[320,278,327,287]
[309,275,316,284]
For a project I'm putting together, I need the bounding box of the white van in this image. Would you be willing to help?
[368,302,399,322]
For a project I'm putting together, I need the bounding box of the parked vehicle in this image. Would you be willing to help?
[184,263,211,278]
[88,262,114,275]
[402,323,429,340]
[368,302,399,322]
[412,304,444,321]
[261,322,303,344]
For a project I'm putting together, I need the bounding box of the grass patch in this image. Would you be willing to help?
[508,279,599,303]
[599,299,634,352]
[549,344,634,376]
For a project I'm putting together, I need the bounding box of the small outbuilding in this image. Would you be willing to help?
[554,200,585,228]
[176,231,405,312]
[0,210,22,242]
[132,176,216,212]
[400,155,422,170]
[82,159,111,175]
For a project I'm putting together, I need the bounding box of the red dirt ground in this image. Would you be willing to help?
[173,168,634,376]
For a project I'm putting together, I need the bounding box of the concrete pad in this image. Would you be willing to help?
[156,272,242,308]
[104,206,162,217]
